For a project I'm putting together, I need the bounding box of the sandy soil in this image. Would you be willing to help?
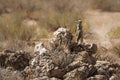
[84,10,120,49]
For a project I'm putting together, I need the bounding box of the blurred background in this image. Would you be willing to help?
[0,0,120,50]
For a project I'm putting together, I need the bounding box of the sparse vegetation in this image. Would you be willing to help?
[108,26,120,38]
[50,47,75,68]
[0,0,92,42]
[0,0,119,42]
[0,0,120,80]
[93,0,120,11]
[0,18,36,41]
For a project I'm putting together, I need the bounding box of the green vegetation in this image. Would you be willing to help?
[0,0,120,42]
[0,0,91,41]
[108,26,120,38]
[0,16,36,41]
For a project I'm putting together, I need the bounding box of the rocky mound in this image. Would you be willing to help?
[0,49,31,71]
[0,27,120,80]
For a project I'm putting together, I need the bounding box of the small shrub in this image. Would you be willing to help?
[50,47,75,68]
[108,26,120,38]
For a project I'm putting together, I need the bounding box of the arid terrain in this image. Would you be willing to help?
[0,0,120,80]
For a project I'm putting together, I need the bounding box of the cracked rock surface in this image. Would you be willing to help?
[0,27,120,80]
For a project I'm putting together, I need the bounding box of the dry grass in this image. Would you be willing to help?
[0,0,91,52]
[108,26,120,38]
[0,0,120,50]
[0,0,119,40]
[92,0,120,11]
[0,0,92,41]
[0,14,36,41]
[50,47,75,68]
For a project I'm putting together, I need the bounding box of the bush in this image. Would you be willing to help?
[92,0,120,11]
[0,15,36,41]
[108,26,120,38]
[50,47,75,68]
[0,0,90,41]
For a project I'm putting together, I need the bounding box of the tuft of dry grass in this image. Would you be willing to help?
[108,26,120,38]
[0,0,120,51]
[50,47,75,68]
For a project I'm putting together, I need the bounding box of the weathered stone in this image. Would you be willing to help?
[32,77,61,80]
[50,77,61,80]
[50,27,73,51]
[1,27,120,80]
[75,51,96,65]
[84,43,97,54]
[34,43,49,56]
[0,68,24,80]
[68,42,83,53]
[63,62,97,80]
[30,53,55,79]
[68,43,97,54]
[64,67,87,80]
[48,69,66,79]
[32,76,49,80]
[95,61,111,77]
[87,65,97,77]
[0,50,31,71]
[87,75,108,80]
[109,74,120,80]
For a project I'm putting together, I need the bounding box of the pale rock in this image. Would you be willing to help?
[34,43,48,56]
